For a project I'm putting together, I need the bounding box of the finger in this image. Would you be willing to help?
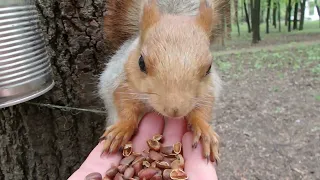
[68,142,122,180]
[132,112,165,152]
[162,117,188,146]
[68,112,164,180]
[182,132,218,180]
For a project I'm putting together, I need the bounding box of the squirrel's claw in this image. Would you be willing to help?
[191,125,201,149]
[190,122,220,163]
[100,123,136,155]
[99,136,106,142]
[192,142,198,149]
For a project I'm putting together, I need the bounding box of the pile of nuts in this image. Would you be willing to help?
[85,134,188,180]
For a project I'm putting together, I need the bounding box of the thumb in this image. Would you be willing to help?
[182,132,218,180]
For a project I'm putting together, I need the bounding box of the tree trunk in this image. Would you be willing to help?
[234,0,241,36]
[220,14,226,46]
[287,0,292,32]
[278,1,281,32]
[251,0,261,44]
[225,0,232,39]
[0,0,109,179]
[285,3,288,26]
[260,8,264,23]
[316,1,320,27]
[248,1,252,20]
[273,1,277,28]
[266,0,272,33]
[299,0,307,30]
[244,1,252,33]
[318,6,320,28]
[241,2,244,22]
[293,2,299,30]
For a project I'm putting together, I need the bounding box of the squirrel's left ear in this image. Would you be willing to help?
[140,0,161,40]
[196,0,214,37]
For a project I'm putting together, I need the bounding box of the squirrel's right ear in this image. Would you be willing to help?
[140,0,160,39]
[196,0,214,37]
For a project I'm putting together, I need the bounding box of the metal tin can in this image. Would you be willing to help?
[0,0,54,109]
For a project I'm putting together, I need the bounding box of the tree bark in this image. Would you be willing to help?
[0,0,109,179]
[266,0,272,33]
[287,0,292,32]
[225,0,232,39]
[251,0,261,43]
[316,0,320,27]
[285,3,288,26]
[299,0,307,30]
[244,1,252,33]
[318,6,320,28]
[248,1,252,21]
[278,1,281,32]
[219,14,226,46]
[234,0,241,36]
[293,2,299,30]
[260,8,264,23]
[273,1,277,28]
[241,2,244,22]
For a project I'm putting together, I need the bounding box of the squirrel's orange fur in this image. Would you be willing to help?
[104,0,225,53]
[100,0,223,163]
[104,0,140,53]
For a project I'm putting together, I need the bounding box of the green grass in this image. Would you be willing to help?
[215,43,320,76]
[312,64,320,74]
[216,61,232,72]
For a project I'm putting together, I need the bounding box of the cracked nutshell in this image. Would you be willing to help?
[85,134,188,180]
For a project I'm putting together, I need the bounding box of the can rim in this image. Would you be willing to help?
[0,80,54,109]
[0,0,35,6]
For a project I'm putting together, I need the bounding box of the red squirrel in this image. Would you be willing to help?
[99,0,223,163]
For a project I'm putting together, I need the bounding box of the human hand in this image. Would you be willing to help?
[68,112,218,180]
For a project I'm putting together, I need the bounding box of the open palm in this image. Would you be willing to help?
[68,112,218,180]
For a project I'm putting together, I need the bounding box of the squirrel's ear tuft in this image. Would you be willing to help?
[140,0,160,38]
[196,0,214,37]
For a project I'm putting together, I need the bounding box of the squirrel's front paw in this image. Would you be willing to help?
[191,123,220,163]
[100,122,137,154]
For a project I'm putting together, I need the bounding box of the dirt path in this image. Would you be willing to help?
[214,43,320,179]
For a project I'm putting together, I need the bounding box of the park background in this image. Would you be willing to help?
[0,0,319,179]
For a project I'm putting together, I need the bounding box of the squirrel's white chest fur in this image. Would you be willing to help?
[98,37,140,125]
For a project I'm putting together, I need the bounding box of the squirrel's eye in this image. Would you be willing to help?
[139,55,147,73]
[205,64,212,76]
